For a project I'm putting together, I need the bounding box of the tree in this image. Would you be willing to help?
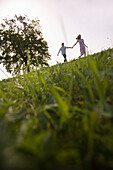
[0,15,51,75]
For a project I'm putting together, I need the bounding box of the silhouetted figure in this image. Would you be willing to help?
[72,34,88,57]
[57,43,71,62]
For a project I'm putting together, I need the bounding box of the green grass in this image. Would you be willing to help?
[0,48,113,170]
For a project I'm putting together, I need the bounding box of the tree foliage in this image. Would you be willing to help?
[0,15,51,75]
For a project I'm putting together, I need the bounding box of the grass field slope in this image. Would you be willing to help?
[0,48,113,170]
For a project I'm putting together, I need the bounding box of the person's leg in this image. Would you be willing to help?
[63,54,67,62]
[84,48,86,57]
[80,47,86,57]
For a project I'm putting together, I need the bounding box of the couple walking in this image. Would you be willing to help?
[57,34,88,62]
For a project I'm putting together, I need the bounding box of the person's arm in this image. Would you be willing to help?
[72,41,78,48]
[84,43,88,48]
[66,47,72,49]
[83,39,88,48]
[57,48,61,56]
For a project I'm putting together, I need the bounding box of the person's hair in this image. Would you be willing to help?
[76,34,81,40]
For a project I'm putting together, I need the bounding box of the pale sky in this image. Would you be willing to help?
[0,0,113,80]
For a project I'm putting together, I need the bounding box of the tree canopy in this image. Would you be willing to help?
[0,15,51,75]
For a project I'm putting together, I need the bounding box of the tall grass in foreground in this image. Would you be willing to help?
[0,48,113,169]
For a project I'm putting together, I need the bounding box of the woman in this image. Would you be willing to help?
[72,34,88,56]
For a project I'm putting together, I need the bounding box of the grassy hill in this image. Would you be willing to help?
[0,48,113,170]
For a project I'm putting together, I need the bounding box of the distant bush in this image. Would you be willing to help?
[0,15,50,75]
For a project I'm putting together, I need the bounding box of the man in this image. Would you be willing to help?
[57,43,71,62]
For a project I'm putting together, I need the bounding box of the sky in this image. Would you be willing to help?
[0,0,113,80]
